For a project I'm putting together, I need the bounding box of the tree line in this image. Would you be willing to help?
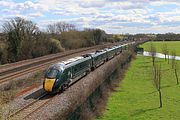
[155,33,180,41]
[112,33,180,42]
[147,33,180,41]
[0,17,111,64]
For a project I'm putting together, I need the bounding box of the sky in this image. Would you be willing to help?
[0,0,180,34]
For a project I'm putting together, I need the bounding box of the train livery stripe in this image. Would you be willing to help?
[44,78,55,92]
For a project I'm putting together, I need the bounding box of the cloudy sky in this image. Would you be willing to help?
[0,0,180,34]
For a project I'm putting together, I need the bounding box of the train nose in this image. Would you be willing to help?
[43,78,56,92]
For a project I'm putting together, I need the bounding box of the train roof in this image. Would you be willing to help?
[61,56,84,65]
[104,46,116,51]
[48,56,87,71]
[48,63,65,72]
[121,44,128,47]
[65,56,92,68]
[95,49,105,53]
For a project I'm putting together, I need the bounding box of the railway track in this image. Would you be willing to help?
[0,43,120,85]
[8,93,54,120]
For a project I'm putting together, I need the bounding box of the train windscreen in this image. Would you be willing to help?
[46,69,59,78]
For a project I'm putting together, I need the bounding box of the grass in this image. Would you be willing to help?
[140,41,180,56]
[97,56,180,120]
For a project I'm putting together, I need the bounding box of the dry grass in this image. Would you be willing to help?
[0,71,44,105]
[0,71,44,119]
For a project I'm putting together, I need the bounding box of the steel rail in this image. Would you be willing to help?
[8,93,53,120]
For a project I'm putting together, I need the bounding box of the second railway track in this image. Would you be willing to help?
[8,93,54,120]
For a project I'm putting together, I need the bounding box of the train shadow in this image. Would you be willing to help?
[23,72,91,100]
[24,88,54,100]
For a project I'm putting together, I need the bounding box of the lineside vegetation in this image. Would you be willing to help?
[97,56,180,120]
[0,17,111,64]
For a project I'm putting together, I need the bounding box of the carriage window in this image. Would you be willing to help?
[46,69,59,78]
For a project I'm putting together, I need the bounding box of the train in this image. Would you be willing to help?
[43,42,135,93]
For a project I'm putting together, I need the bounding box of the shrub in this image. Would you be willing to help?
[0,41,8,64]
[48,38,65,53]
[61,30,88,49]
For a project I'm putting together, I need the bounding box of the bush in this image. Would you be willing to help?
[31,40,49,58]
[48,38,65,53]
[61,30,88,49]
[0,41,8,64]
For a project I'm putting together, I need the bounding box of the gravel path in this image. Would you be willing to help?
[1,86,44,119]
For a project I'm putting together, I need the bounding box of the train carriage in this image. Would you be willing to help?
[91,50,107,69]
[69,56,92,80]
[112,46,122,55]
[104,47,116,60]
[117,46,123,54]
[43,56,92,93]
[121,44,129,50]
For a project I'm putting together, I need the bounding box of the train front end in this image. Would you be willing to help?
[43,64,64,93]
[44,78,56,92]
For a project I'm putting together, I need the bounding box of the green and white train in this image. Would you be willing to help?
[43,42,135,93]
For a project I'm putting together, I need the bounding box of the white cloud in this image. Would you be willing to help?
[79,0,106,8]
[150,1,180,6]
[1,9,19,14]
[16,1,35,9]
[0,0,14,7]
[0,0,180,33]
[28,12,43,17]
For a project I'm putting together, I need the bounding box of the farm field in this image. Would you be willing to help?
[97,56,180,120]
[140,41,180,56]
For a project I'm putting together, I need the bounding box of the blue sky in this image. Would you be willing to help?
[0,0,180,34]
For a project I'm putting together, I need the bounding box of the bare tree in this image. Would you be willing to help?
[161,43,168,61]
[84,28,107,45]
[152,64,162,108]
[47,22,75,34]
[171,51,176,68]
[174,63,179,85]
[57,22,75,33]
[47,23,57,34]
[171,51,179,85]
[149,43,156,66]
[167,50,170,64]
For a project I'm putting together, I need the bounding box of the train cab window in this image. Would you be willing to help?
[46,69,59,79]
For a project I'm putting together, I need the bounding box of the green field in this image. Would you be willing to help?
[140,41,180,56]
[97,56,180,120]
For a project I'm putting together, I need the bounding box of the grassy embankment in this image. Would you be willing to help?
[97,56,180,120]
[140,41,180,56]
